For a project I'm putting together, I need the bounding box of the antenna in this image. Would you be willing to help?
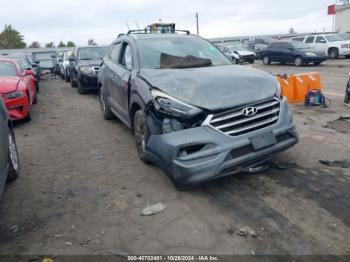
[124,21,130,30]
[135,21,141,30]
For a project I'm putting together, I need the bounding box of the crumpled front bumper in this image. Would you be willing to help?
[145,98,298,188]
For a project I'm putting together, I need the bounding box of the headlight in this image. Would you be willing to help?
[151,89,202,119]
[3,91,23,99]
[80,66,93,74]
[305,52,317,57]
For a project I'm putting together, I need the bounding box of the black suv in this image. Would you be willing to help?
[98,31,298,189]
[68,46,108,94]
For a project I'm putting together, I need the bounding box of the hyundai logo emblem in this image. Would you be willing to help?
[242,107,258,117]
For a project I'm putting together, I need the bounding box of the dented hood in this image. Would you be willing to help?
[139,65,278,111]
[0,76,20,94]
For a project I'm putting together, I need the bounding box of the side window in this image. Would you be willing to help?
[120,43,133,70]
[109,43,121,64]
[305,36,315,43]
[316,36,326,44]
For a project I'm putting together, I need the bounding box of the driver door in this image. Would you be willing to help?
[314,36,327,54]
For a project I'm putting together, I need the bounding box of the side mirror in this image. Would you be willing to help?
[68,56,76,62]
[24,69,33,76]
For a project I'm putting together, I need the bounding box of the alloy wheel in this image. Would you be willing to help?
[100,91,106,113]
[295,57,303,67]
[135,117,146,153]
[8,132,19,171]
[263,56,269,65]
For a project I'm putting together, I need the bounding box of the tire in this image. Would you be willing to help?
[7,128,20,181]
[77,78,86,94]
[262,55,271,65]
[33,91,38,104]
[314,62,321,66]
[61,73,64,80]
[23,96,31,122]
[65,69,70,83]
[232,58,239,64]
[345,92,349,104]
[249,60,255,64]
[134,110,152,164]
[328,48,339,59]
[99,88,114,120]
[294,56,304,67]
[70,73,77,88]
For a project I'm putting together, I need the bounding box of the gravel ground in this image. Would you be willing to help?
[0,59,349,256]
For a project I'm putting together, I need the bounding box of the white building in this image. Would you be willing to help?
[335,4,350,33]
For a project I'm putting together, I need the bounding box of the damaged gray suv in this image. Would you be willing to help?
[98,31,298,189]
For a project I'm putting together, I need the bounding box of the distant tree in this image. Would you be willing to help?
[57,41,66,47]
[0,24,26,49]
[45,42,55,48]
[67,41,76,47]
[29,41,41,48]
[88,38,97,46]
[288,27,297,34]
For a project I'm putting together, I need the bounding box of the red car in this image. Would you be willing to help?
[0,58,37,121]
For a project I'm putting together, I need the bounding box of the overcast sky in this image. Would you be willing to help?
[0,0,338,46]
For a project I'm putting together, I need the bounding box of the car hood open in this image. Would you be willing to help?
[0,77,20,94]
[139,65,278,111]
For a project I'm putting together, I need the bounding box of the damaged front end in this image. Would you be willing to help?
[143,89,298,189]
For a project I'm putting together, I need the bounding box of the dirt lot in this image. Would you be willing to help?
[0,59,350,256]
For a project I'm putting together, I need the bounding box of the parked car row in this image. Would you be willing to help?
[290,33,350,59]
[58,30,298,189]
[216,44,256,64]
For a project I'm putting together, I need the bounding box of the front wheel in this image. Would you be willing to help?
[294,56,304,67]
[232,58,240,64]
[7,128,20,181]
[70,73,77,88]
[262,55,271,65]
[134,110,152,164]
[77,79,86,94]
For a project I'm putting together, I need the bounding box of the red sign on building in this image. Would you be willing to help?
[328,4,336,15]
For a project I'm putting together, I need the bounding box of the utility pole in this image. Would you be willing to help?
[195,12,199,35]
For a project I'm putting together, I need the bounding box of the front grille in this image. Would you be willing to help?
[93,67,100,75]
[208,98,280,136]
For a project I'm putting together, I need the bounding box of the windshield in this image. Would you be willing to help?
[34,52,56,60]
[0,61,17,76]
[291,42,311,49]
[338,33,350,41]
[77,47,108,60]
[325,35,344,42]
[8,57,31,70]
[228,45,250,51]
[26,55,35,64]
[138,36,231,69]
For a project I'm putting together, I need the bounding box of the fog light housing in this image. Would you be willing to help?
[162,118,184,134]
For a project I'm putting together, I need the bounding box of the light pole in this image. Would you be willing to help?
[195,12,199,35]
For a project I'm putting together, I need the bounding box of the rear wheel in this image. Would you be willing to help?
[328,48,339,59]
[99,88,114,120]
[134,110,152,164]
[7,128,20,181]
[294,56,304,67]
[262,55,271,65]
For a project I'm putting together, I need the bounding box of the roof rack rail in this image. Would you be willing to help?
[126,29,190,35]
